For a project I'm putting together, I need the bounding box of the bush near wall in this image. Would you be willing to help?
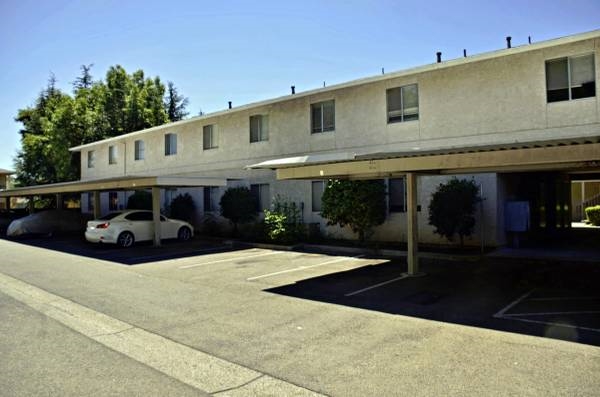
[585,205,600,226]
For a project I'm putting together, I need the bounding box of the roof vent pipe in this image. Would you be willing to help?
[291,85,295,94]
[228,101,232,109]
[506,36,512,48]
[528,36,531,44]
[463,49,467,57]
[436,51,442,63]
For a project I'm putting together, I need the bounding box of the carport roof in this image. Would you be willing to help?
[0,175,227,197]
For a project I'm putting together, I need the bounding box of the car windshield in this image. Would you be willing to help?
[99,212,122,221]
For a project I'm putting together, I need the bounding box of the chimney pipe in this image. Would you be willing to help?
[291,85,295,94]
[436,51,442,63]
[506,36,512,48]
[463,49,467,57]
[228,101,232,109]
[528,35,531,44]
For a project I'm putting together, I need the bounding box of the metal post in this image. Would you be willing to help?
[151,186,161,247]
[93,191,101,219]
[28,196,35,214]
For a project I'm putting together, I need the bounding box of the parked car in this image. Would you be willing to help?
[7,210,90,237]
[85,210,193,247]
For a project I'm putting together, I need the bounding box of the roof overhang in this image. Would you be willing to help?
[0,176,227,198]
[247,141,600,180]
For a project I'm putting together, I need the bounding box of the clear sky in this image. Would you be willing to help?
[0,0,599,171]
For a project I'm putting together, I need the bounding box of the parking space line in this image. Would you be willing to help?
[133,246,230,262]
[498,316,600,333]
[493,290,535,318]
[344,274,410,297]
[179,251,286,269]
[246,255,363,281]
[503,310,600,317]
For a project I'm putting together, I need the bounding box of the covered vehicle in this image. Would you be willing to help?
[85,210,193,247]
[7,210,90,237]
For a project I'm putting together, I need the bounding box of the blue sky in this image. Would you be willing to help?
[0,0,599,171]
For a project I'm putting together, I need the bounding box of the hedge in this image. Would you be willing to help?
[585,205,600,226]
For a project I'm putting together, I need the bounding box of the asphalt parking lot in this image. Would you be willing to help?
[2,234,600,395]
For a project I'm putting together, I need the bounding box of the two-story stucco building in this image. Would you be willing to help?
[3,30,600,261]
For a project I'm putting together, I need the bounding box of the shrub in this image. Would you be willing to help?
[428,178,481,246]
[168,193,196,223]
[321,179,386,243]
[219,186,257,235]
[127,190,152,210]
[586,205,600,226]
[264,195,304,244]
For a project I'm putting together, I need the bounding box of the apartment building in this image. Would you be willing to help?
[64,30,599,247]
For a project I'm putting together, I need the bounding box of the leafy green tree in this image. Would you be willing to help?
[127,190,153,210]
[321,179,386,242]
[165,81,189,122]
[428,178,481,246]
[168,193,196,223]
[219,187,257,235]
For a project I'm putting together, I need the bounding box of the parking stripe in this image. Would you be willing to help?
[344,274,410,297]
[179,251,286,269]
[246,256,363,281]
[493,290,535,318]
[498,316,600,333]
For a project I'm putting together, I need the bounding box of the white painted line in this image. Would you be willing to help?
[528,296,600,301]
[133,246,229,262]
[246,255,363,281]
[179,251,286,269]
[344,274,410,297]
[497,315,600,333]
[0,271,324,396]
[493,290,535,318]
[503,310,600,317]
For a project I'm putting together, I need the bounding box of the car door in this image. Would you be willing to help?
[124,211,154,241]
[160,215,178,239]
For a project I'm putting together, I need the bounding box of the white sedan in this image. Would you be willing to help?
[85,210,193,247]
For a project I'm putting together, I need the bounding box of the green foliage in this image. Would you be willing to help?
[320,179,386,242]
[168,193,196,223]
[585,205,600,226]
[428,178,481,245]
[126,190,152,210]
[14,65,187,186]
[219,187,257,234]
[165,81,189,122]
[264,195,304,244]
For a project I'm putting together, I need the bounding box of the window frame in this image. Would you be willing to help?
[311,180,325,212]
[386,84,419,124]
[87,150,95,169]
[310,100,335,134]
[108,145,117,165]
[250,115,269,143]
[545,53,596,103]
[164,133,177,156]
[250,183,270,212]
[203,124,218,150]
[203,186,220,212]
[134,139,145,161]
[388,177,407,213]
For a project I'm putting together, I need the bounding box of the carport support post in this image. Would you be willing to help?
[151,187,161,247]
[406,172,420,276]
[56,193,63,210]
[93,191,101,219]
[28,196,35,214]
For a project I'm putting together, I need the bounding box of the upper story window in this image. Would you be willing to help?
[165,133,177,156]
[388,177,407,213]
[387,84,419,123]
[250,183,270,212]
[203,124,218,150]
[546,54,596,103]
[108,145,117,165]
[311,100,335,133]
[134,140,145,161]
[250,115,269,142]
[87,150,95,168]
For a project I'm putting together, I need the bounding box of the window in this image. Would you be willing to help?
[387,84,419,123]
[203,186,220,212]
[109,191,118,211]
[134,140,145,160]
[311,100,335,133]
[250,183,270,212]
[124,211,153,221]
[164,188,177,208]
[165,133,177,156]
[546,54,596,102]
[87,193,94,213]
[250,115,269,142]
[388,178,407,213]
[87,151,95,168]
[311,181,325,212]
[203,124,218,149]
[108,145,117,165]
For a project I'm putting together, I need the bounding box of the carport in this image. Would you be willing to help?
[248,139,600,275]
[0,175,227,246]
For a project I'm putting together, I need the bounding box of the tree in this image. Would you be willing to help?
[168,193,196,223]
[73,64,94,91]
[219,187,257,235]
[127,190,152,210]
[320,179,386,242]
[165,81,189,122]
[264,195,304,244]
[428,178,481,246]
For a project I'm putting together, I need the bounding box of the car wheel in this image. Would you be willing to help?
[117,231,135,248]
[178,226,191,242]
